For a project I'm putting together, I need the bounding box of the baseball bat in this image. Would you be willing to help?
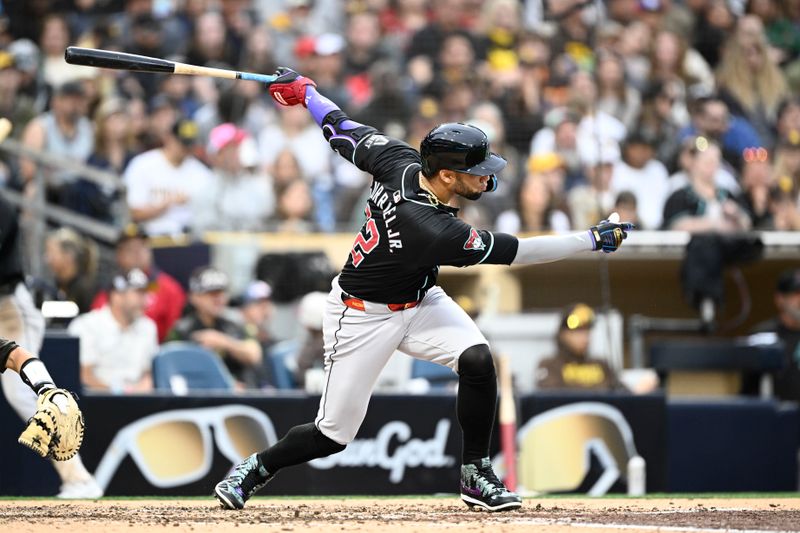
[64,47,278,84]
[497,354,517,492]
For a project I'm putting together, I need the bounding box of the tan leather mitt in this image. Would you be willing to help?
[18,388,85,461]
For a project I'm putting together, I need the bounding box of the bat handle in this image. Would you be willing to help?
[238,72,278,84]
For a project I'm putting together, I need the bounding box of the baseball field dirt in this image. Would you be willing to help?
[2,497,799,533]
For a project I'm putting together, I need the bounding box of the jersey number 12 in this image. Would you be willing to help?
[351,206,380,267]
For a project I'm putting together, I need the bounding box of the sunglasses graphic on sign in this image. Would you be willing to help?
[93,405,277,491]
[515,402,638,496]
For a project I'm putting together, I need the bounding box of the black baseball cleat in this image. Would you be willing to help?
[459,457,522,512]
[214,453,273,510]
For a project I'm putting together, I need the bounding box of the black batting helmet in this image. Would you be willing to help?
[420,123,506,182]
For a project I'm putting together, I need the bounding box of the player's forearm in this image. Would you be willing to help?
[307,87,371,154]
[80,365,111,391]
[511,232,593,265]
[225,338,263,366]
[130,203,169,222]
[306,86,341,127]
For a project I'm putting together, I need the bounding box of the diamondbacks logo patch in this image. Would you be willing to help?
[463,228,485,251]
[364,134,390,149]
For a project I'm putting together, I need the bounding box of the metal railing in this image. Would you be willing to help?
[0,137,128,277]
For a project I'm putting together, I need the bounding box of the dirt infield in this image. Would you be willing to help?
[1,497,799,533]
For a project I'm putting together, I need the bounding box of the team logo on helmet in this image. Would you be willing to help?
[463,228,485,251]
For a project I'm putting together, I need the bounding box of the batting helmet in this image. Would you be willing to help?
[420,123,506,189]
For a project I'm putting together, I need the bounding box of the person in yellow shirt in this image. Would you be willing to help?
[536,303,627,391]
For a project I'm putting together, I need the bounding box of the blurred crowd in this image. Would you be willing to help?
[0,0,798,235]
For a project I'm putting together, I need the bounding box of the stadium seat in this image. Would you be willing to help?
[411,359,457,388]
[152,342,235,393]
[267,339,299,390]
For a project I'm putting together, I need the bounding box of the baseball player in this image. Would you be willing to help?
[0,194,97,496]
[214,69,633,512]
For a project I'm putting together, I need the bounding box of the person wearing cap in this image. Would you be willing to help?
[90,223,186,343]
[237,280,275,347]
[751,269,800,400]
[123,116,214,236]
[168,266,263,389]
[0,49,37,142]
[610,132,669,230]
[20,79,94,205]
[535,303,627,391]
[307,33,350,110]
[68,268,157,394]
[212,64,633,512]
[199,123,275,232]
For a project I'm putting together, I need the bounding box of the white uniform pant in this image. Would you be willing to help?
[0,283,94,485]
[0,283,45,416]
[315,276,488,445]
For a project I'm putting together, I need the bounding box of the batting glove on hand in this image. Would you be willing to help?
[589,212,635,253]
[18,388,85,461]
[268,67,317,107]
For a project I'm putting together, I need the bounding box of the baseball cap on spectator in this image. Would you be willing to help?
[544,107,579,129]
[241,281,273,305]
[132,13,162,33]
[0,50,15,70]
[116,223,148,246]
[639,0,663,12]
[777,269,800,294]
[7,39,39,74]
[110,268,149,293]
[294,36,317,59]
[54,81,86,98]
[189,267,229,294]
[171,117,200,146]
[528,152,564,173]
[314,33,345,56]
[560,303,596,331]
[623,131,657,148]
[208,123,247,154]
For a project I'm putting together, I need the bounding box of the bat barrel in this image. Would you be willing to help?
[65,47,175,74]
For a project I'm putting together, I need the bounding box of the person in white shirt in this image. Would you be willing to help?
[68,268,158,394]
[611,132,670,230]
[124,117,214,236]
[198,123,275,232]
[568,142,620,231]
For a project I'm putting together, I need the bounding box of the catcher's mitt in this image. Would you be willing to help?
[18,388,85,461]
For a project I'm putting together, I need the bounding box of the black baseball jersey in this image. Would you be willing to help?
[321,110,519,303]
[0,195,24,289]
